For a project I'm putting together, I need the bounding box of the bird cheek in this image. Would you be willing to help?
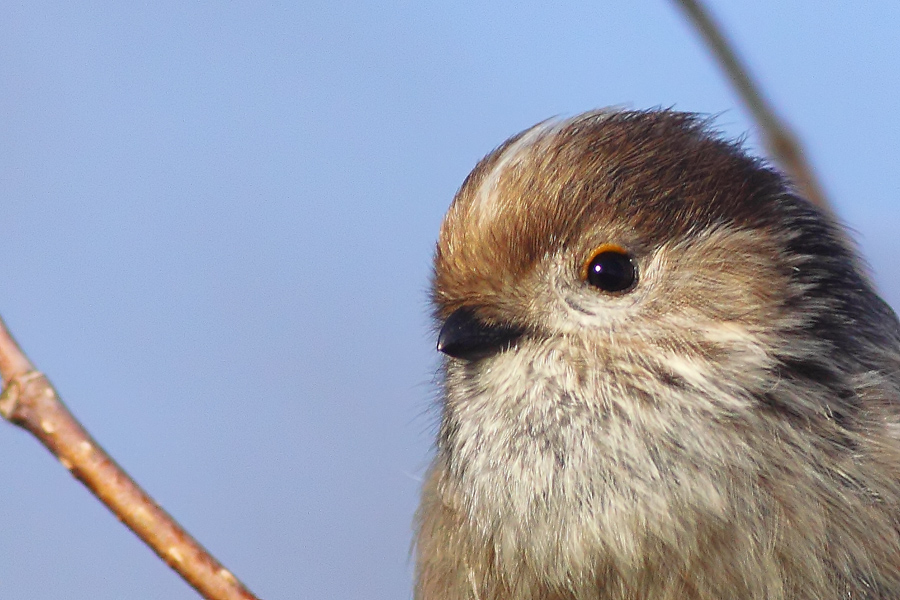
[660,236,786,326]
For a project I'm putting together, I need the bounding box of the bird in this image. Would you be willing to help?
[415,109,900,600]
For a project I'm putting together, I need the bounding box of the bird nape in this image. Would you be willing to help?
[416,109,900,600]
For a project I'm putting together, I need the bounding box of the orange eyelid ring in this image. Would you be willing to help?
[580,243,630,280]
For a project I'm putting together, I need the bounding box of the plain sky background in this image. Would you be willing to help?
[2,2,900,598]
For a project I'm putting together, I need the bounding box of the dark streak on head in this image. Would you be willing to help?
[433,110,790,317]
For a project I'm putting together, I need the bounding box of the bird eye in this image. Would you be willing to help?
[582,245,637,293]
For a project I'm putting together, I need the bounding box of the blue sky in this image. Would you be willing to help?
[2,2,900,598]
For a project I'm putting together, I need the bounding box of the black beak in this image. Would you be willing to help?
[436,307,524,360]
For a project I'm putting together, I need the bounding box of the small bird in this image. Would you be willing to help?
[415,110,900,600]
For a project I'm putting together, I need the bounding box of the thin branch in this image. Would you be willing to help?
[0,315,260,600]
[672,0,832,213]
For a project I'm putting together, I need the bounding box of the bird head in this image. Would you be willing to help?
[426,109,900,584]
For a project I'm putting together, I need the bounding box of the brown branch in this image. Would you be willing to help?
[0,314,260,600]
[672,0,832,213]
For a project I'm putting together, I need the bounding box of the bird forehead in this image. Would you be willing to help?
[437,116,615,281]
[433,131,579,313]
[463,118,572,229]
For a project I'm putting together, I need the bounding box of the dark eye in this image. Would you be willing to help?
[583,246,637,293]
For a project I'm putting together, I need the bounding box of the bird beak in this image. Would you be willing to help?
[437,307,524,360]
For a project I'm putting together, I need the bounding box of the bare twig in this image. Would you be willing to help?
[672,0,832,213]
[0,315,260,600]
